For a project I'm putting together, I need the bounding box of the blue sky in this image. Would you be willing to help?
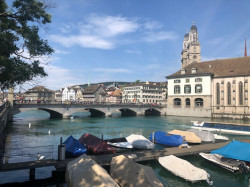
[31,0,250,90]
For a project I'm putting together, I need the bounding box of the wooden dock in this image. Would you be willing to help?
[1,140,250,181]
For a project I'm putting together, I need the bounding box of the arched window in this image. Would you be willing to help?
[216,83,220,105]
[227,82,231,105]
[174,98,181,106]
[195,98,203,107]
[239,82,243,105]
[185,98,190,106]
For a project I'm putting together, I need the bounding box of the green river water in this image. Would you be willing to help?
[0,110,250,186]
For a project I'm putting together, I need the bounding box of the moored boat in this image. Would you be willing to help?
[199,153,247,173]
[63,135,87,157]
[149,131,183,147]
[79,133,116,154]
[110,155,164,187]
[213,134,229,142]
[106,137,133,149]
[211,140,250,163]
[191,121,250,135]
[187,129,215,143]
[158,155,213,184]
[168,129,201,144]
[126,134,155,149]
[65,154,119,187]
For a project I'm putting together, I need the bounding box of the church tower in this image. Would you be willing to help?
[181,22,201,68]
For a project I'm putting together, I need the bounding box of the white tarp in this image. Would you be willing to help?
[65,154,119,187]
[126,134,155,149]
[110,155,164,187]
[158,155,210,183]
[188,129,215,143]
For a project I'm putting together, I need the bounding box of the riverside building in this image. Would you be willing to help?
[166,23,250,119]
[122,82,167,104]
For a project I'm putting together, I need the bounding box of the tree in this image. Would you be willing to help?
[0,0,54,91]
[135,80,141,84]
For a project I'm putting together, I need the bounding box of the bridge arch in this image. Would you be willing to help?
[86,108,106,117]
[144,108,161,116]
[39,108,63,118]
[119,108,137,116]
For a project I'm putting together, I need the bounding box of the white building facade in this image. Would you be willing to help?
[122,82,166,104]
[62,87,76,101]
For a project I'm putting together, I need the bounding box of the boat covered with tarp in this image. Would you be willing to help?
[149,131,183,147]
[211,140,250,162]
[63,136,87,157]
[158,155,212,184]
[79,133,116,154]
[187,129,215,143]
[110,155,164,187]
[199,153,248,172]
[126,134,155,149]
[65,154,119,187]
[106,137,133,149]
[168,129,201,144]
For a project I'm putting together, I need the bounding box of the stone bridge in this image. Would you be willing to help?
[12,103,167,118]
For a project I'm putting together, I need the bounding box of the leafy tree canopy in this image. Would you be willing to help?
[0,0,54,91]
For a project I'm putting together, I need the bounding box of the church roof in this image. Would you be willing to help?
[167,56,250,78]
[190,24,197,32]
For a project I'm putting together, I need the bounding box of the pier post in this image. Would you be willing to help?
[29,168,35,181]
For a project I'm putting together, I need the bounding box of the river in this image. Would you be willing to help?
[1,110,250,186]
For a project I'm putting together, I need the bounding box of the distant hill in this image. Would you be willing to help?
[76,81,133,88]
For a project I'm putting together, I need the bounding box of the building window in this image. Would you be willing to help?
[195,84,202,93]
[174,79,181,83]
[195,78,202,82]
[185,98,190,106]
[195,98,203,107]
[184,85,191,94]
[216,83,220,105]
[227,82,231,105]
[174,86,181,94]
[186,79,190,83]
[191,68,197,74]
[239,82,243,105]
[174,98,181,106]
[181,69,186,75]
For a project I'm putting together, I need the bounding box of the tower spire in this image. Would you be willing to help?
[245,38,247,57]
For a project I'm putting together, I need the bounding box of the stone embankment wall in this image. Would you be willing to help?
[0,102,12,164]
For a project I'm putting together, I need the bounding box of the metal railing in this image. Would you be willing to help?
[13,100,166,107]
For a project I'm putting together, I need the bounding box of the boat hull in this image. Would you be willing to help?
[191,126,250,135]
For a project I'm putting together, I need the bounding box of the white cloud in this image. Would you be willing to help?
[82,14,139,37]
[51,34,113,49]
[55,49,70,54]
[143,31,178,42]
[144,21,163,30]
[51,14,178,49]
[41,65,85,90]
[125,50,141,54]
[93,68,132,73]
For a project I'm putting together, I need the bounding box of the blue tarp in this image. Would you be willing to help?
[149,131,183,147]
[211,140,250,162]
[63,136,87,157]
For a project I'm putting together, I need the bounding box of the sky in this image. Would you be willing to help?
[19,0,250,91]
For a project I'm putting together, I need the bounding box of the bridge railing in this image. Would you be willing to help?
[13,100,165,107]
[0,101,10,113]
